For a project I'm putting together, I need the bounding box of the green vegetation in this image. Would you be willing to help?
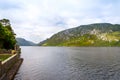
[0,19,16,49]
[0,54,12,61]
[39,23,120,47]
[59,34,98,46]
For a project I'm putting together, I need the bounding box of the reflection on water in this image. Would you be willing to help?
[14,47,120,80]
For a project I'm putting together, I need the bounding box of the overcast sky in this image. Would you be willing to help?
[0,0,120,43]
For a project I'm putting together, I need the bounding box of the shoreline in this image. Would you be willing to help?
[0,58,23,80]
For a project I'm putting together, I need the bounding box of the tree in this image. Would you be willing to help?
[0,19,16,49]
[0,19,10,26]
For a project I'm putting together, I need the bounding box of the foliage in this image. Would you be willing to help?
[0,19,16,49]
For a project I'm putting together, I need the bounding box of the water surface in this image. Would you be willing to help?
[14,47,120,80]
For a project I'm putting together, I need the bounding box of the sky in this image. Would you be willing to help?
[0,0,120,43]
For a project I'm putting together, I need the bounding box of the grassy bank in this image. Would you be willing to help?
[0,54,12,61]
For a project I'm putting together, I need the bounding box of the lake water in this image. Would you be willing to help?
[14,47,120,80]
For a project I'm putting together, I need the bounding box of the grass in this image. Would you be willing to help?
[0,54,12,61]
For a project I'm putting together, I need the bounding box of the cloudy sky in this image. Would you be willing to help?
[0,0,120,43]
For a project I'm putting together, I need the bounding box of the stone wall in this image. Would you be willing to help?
[0,53,20,78]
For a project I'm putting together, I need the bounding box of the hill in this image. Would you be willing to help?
[16,38,36,46]
[39,23,120,46]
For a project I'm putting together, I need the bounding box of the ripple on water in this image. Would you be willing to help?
[14,47,120,80]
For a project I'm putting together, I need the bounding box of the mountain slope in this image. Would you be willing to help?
[16,38,36,46]
[39,23,120,46]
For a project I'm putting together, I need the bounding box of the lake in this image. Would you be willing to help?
[14,47,120,80]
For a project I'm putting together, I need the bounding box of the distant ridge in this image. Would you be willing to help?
[38,23,120,46]
[16,38,36,46]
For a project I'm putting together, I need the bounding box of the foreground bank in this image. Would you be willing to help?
[0,48,23,80]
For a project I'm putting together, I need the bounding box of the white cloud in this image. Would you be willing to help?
[0,0,120,43]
